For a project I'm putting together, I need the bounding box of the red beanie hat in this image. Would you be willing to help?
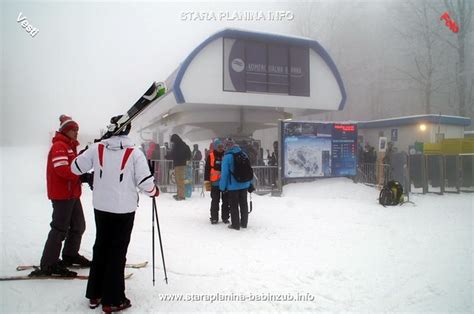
[58,114,79,133]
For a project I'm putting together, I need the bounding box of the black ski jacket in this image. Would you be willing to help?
[166,134,191,167]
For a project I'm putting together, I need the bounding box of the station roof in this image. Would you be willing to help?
[167,28,346,109]
[357,114,471,129]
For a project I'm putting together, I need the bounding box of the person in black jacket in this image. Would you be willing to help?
[204,138,229,224]
[166,134,191,200]
[192,144,203,184]
[192,144,202,162]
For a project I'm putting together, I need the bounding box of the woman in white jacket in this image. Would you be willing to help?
[72,116,159,313]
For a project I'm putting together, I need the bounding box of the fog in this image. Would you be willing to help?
[1,0,473,146]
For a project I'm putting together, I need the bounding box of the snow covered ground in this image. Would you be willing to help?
[0,146,472,313]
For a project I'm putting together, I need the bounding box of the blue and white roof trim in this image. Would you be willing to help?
[172,28,347,110]
[358,114,471,129]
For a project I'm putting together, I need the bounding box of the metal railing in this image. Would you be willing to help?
[151,159,280,195]
[252,166,279,194]
[355,154,474,195]
[152,160,176,193]
[354,162,393,187]
[152,154,473,197]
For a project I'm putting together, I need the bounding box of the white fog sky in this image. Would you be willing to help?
[1,0,299,146]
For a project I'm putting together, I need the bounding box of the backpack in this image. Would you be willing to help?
[230,151,254,183]
[379,180,404,206]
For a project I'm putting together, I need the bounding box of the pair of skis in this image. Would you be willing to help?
[0,262,148,281]
[100,81,166,140]
[0,273,134,281]
[16,261,149,271]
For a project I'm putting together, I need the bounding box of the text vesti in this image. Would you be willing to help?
[17,12,40,37]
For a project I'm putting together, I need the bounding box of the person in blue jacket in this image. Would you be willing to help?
[219,138,251,230]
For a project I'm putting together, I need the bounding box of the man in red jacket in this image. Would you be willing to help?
[33,115,91,277]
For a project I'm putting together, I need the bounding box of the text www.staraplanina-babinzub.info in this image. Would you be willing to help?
[159,292,316,303]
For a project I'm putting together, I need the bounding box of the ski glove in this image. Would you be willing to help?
[147,185,160,198]
[204,181,211,192]
[248,183,255,194]
[80,173,94,190]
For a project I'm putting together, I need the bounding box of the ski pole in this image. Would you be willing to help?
[152,197,156,286]
[153,197,168,284]
[249,192,253,213]
[148,159,157,286]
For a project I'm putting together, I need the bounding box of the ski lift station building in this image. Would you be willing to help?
[357,114,472,153]
[133,28,346,143]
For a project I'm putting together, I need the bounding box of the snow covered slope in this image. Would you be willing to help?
[0,146,472,313]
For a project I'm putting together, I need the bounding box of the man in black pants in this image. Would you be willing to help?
[204,138,229,224]
[33,115,91,278]
[219,138,252,230]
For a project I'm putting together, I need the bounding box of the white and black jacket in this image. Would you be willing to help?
[71,136,157,214]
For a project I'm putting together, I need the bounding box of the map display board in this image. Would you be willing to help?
[282,121,357,178]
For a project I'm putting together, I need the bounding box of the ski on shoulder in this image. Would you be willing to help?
[99,81,166,141]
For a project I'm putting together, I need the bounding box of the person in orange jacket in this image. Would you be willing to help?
[204,138,229,224]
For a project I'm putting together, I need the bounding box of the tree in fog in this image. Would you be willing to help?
[292,0,381,121]
[438,0,473,117]
[293,1,343,48]
[293,1,343,121]
[292,0,472,121]
[392,0,453,114]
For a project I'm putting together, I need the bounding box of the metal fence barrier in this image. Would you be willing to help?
[152,154,473,196]
[354,163,393,187]
[152,160,176,193]
[409,154,474,194]
[151,159,280,195]
[252,166,279,194]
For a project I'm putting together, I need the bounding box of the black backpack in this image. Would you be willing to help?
[379,180,404,206]
[230,151,254,183]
